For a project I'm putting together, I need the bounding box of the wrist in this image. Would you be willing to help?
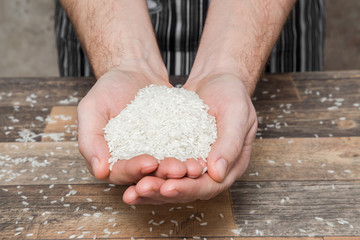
[61,0,167,80]
[186,0,295,95]
[188,55,260,95]
[90,37,168,80]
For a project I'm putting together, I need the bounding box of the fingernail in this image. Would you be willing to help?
[168,189,180,197]
[92,157,100,174]
[163,188,180,197]
[216,158,227,180]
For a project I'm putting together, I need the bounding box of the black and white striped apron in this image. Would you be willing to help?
[54,0,325,77]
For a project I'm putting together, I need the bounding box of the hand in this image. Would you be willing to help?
[122,73,258,204]
[77,66,168,184]
[78,66,206,185]
[67,0,206,186]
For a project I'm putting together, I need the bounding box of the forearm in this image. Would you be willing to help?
[189,0,296,94]
[60,0,166,79]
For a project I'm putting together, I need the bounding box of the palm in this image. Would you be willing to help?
[122,74,258,204]
[77,69,171,184]
[185,75,257,182]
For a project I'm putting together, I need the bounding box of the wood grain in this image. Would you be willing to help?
[1,73,360,143]
[1,72,360,238]
[42,106,77,142]
[254,74,360,138]
[323,237,360,240]
[244,137,360,181]
[253,74,302,103]
[292,70,360,81]
[0,141,97,185]
[0,77,94,107]
[0,185,236,239]
[2,180,359,238]
[230,238,323,240]
[205,238,323,240]
[230,181,360,236]
[1,137,359,185]
[0,107,50,142]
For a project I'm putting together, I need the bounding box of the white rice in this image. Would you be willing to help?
[104,84,217,169]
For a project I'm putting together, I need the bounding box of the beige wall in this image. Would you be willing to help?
[0,0,59,77]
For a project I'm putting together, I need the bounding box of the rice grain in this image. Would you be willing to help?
[104,85,217,168]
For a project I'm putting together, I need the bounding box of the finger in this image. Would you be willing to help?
[122,185,138,204]
[135,176,165,197]
[184,158,204,178]
[123,176,168,205]
[206,102,249,182]
[77,98,110,180]
[125,195,168,205]
[130,150,252,205]
[123,185,168,205]
[153,158,187,179]
[132,149,251,205]
[160,132,257,203]
[160,174,221,202]
[108,154,158,184]
[134,176,188,204]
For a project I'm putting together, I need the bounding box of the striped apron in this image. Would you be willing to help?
[55,0,325,77]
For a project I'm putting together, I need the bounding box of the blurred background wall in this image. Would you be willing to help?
[0,0,58,77]
[0,0,359,77]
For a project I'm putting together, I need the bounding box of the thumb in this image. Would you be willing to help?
[77,101,111,180]
[206,103,256,182]
[78,134,111,180]
[206,130,244,183]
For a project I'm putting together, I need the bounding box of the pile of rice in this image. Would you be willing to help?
[104,84,217,170]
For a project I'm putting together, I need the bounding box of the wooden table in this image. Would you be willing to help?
[0,71,359,239]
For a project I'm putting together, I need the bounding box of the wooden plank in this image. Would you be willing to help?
[1,137,359,185]
[0,107,50,142]
[243,137,360,181]
[0,142,98,185]
[0,185,236,239]
[324,237,360,240]
[169,74,304,103]
[253,72,360,138]
[254,87,360,138]
[208,238,323,240]
[230,238,323,240]
[253,74,302,103]
[230,180,360,236]
[39,108,360,140]
[2,181,359,238]
[41,106,77,142]
[1,72,359,108]
[39,106,360,140]
[255,107,360,138]
[0,76,187,107]
[1,74,360,141]
[294,78,360,110]
[35,78,359,140]
[254,75,360,138]
[292,70,360,81]
[0,77,94,107]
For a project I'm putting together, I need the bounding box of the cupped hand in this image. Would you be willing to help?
[77,67,166,184]
[78,66,205,185]
[122,73,258,204]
